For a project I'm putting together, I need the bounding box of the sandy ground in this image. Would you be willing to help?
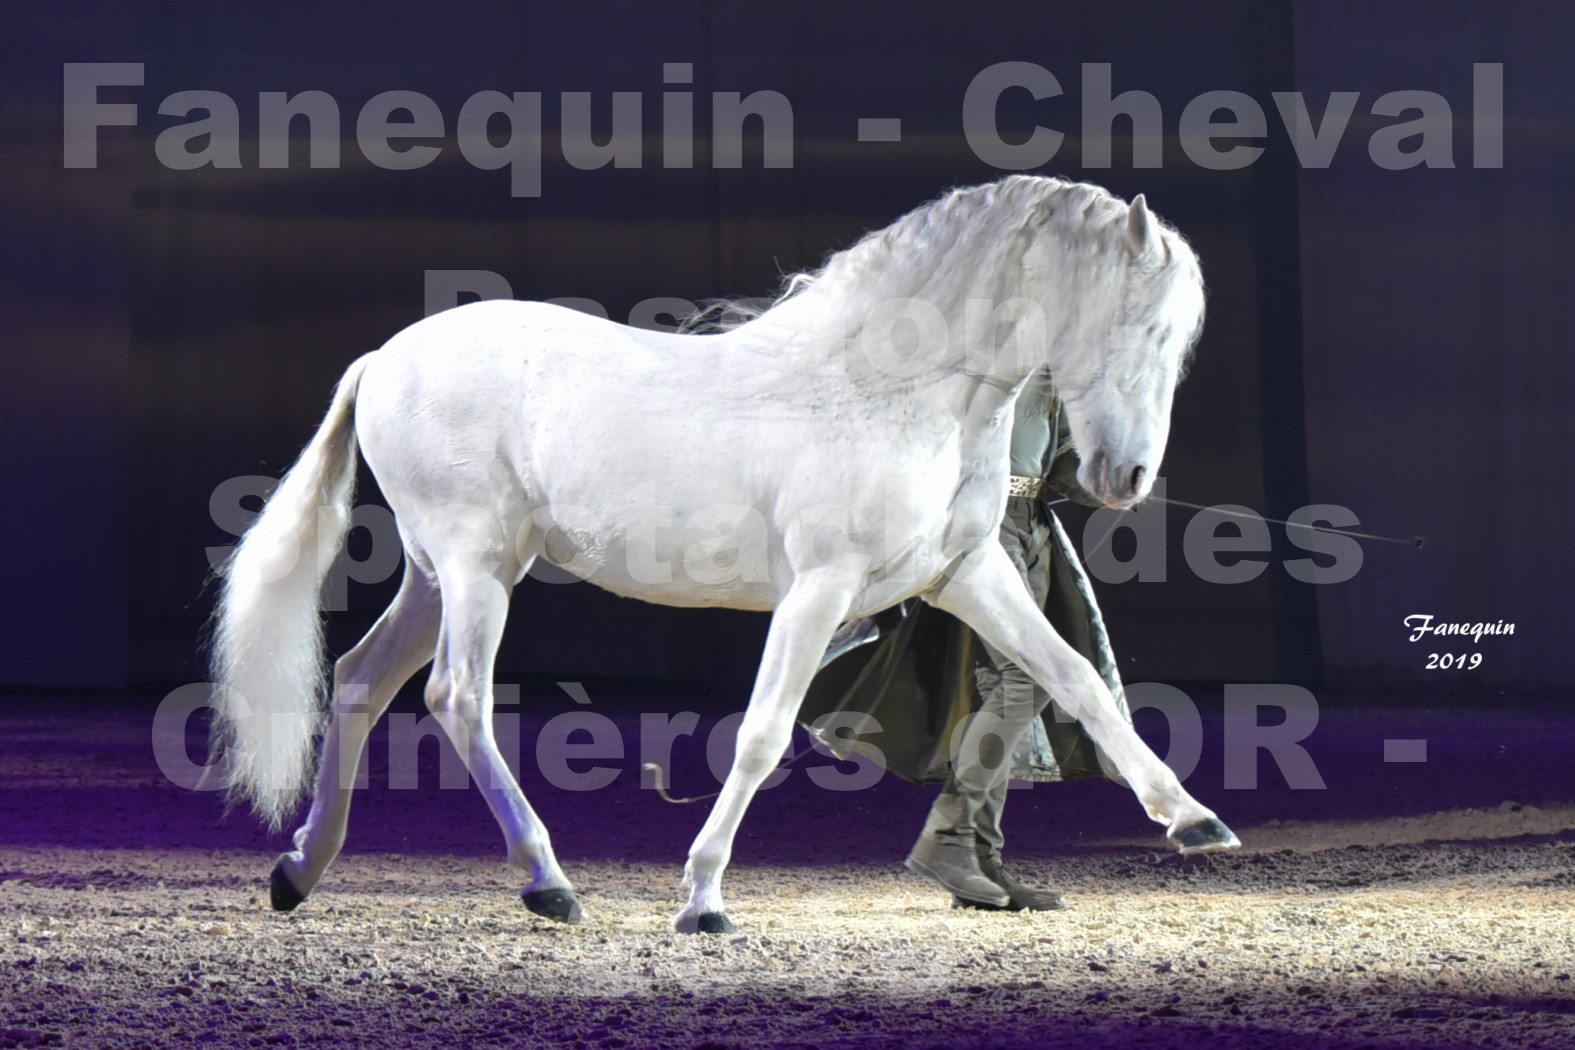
[3,810,1574,1049]
[2,694,1573,1048]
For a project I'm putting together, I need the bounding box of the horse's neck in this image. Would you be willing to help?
[737,296,1047,388]
[721,290,1047,459]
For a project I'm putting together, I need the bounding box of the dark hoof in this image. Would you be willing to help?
[269,863,306,912]
[522,888,583,924]
[695,912,736,935]
[1169,817,1242,855]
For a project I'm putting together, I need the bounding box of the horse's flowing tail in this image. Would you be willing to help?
[210,356,371,829]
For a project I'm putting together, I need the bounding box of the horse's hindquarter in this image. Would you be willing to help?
[354,304,546,558]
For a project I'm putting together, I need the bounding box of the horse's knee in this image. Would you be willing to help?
[423,673,464,715]
[424,676,487,728]
[422,675,448,714]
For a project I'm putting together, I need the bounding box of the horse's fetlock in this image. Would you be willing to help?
[687,845,725,875]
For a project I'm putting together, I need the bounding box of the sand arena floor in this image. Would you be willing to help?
[1,694,1572,1048]
[3,822,1575,1049]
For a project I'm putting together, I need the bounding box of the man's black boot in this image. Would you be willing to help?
[952,855,1067,912]
[905,830,1012,908]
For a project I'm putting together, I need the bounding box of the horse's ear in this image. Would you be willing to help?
[1125,194,1153,258]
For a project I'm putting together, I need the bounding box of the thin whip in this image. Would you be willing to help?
[1151,496,1424,549]
[643,746,817,806]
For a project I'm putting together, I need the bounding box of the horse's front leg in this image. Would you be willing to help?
[929,542,1239,853]
[675,570,854,934]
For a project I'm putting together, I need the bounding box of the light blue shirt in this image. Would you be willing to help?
[1009,370,1055,476]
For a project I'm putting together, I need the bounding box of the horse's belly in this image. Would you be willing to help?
[577,569,779,612]
[548,528,779,610]
[531,503,954,616]
[514,489,777,609]
[561,547,945,617]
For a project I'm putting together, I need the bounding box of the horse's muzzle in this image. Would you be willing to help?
[1082,449,1150,508]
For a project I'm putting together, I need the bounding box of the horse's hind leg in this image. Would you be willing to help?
[426,556,579,923]
[271,555,442,910]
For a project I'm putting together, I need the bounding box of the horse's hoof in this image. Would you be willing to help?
[522,888,583,925]
[696,912,736,934]
[674,911,736,935]
[269,862,306,912]
[1169,817,1242,855]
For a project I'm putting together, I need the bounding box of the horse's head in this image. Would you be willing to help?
[1049,193,1205,509]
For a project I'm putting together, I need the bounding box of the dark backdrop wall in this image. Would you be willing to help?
[4,1,1570,697]
[1293,1,1575,691]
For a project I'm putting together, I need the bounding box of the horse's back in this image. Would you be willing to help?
[351,300,719,565]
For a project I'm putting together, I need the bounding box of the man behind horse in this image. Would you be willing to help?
[802,369,1125,910]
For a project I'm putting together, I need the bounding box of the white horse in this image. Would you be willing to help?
[210,174,1238,934]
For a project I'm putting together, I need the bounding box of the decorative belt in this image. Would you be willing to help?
[1007,474,1044,499]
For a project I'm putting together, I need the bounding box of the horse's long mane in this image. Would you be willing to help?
[692,176,1136,337]
[682,174,1203,405]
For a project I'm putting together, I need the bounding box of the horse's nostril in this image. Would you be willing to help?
[1129,464,1146,492]
[1088,450,1110,493]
